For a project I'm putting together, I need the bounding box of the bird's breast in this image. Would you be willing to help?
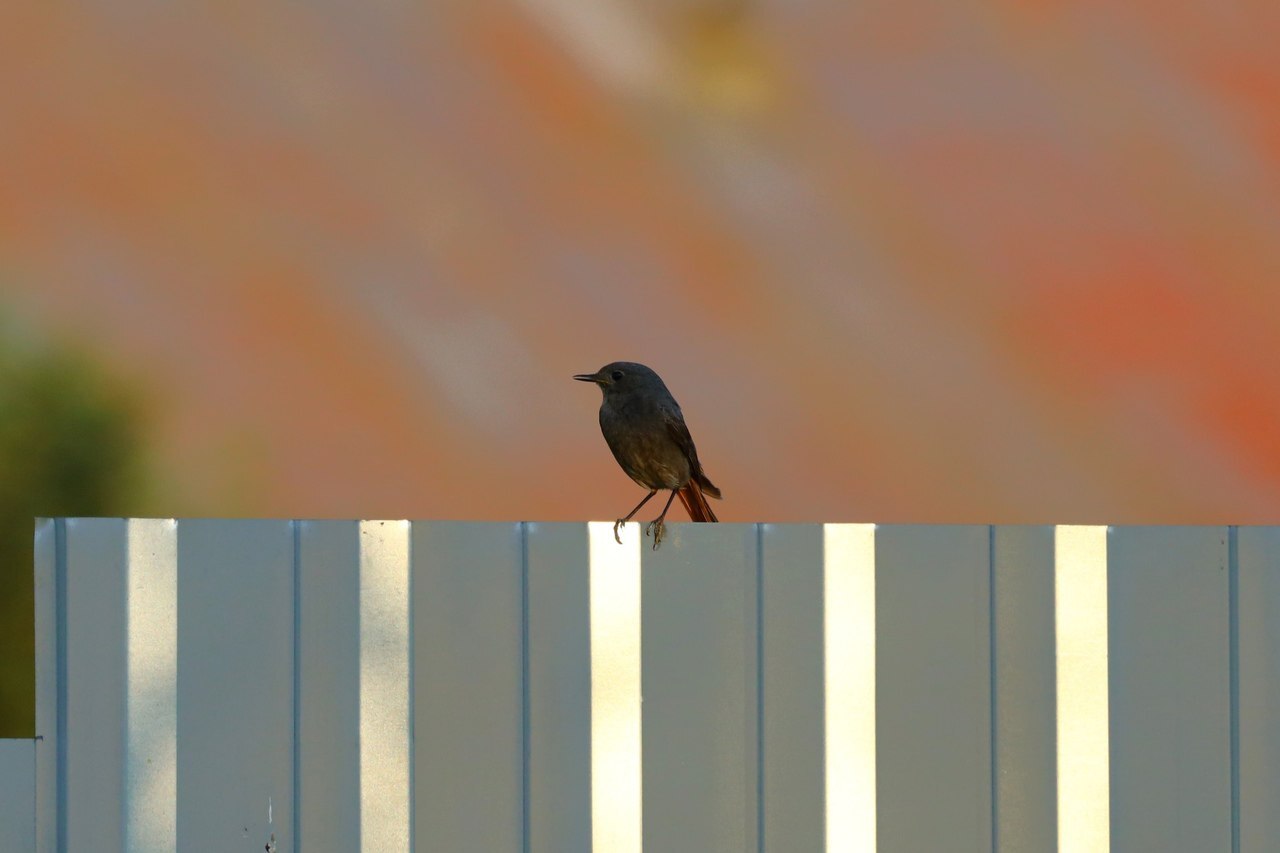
[598,403,690,490]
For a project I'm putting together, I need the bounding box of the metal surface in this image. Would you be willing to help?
[641,523,759,853]
[1108,527,1232,851]
[126,519,178,852]
[0,739,35,851]
[176,520,295,852]
[63,519,128,852]
[1237,527,1280,851]
[358,520,412,852]
[589,521,642,853]
[411,522,526,851]
[757,523,826,853]
[11,520,1280,851]
[1054,525,1109,853]
[32,519,56,853]
[296,521,361,852]
[528,523,593,853]
[821,524,877,853]
[875,525,993,853]
[993,526,1057,853]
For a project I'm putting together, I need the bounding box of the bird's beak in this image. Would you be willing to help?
[572,372,600,383]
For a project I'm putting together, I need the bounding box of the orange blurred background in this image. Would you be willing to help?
[4,0,1280,526]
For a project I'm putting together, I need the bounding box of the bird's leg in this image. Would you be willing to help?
[645,490,681,550]
[615,490,658,544]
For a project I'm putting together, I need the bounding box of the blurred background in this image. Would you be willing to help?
[2,2,1278,733]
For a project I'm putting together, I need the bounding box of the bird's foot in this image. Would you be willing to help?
[613,519,624,545]
[645,519,666,550]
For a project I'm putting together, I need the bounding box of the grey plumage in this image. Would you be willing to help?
[573,361,720,548]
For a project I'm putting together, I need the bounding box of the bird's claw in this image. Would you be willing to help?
[645,519,666,550]
[613,519,624,545]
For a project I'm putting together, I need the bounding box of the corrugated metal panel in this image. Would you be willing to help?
[62,520,128,852]
[875,525,993,852]
[1238,527,1280,851]
[32,519,56,853]
[992,525,1056,853]
[641,523,759,853]
[358,520,412,852]
[177,520,296,850]
[10,520,1280,851]
[0,739,35,851]
[412,521,526,850]
[1108,527,1232,851]
[822,523,877,853]
[588,521,642,853]
[760,524,826,853]
[527,523,592,853]
[1054,525,1110,852]
[296,521,361,852]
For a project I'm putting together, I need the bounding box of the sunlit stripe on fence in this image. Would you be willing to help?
[823,524,877,853]
[125,519,178,852]
[1054,525,1110,852]
[589,521,643,853]
[358,520,412,852]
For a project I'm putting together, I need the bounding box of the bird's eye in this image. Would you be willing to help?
[611,370,624,380]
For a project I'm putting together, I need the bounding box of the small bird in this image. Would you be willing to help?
[573,361,721,548]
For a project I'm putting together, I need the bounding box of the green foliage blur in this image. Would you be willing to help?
[0,317,150,735]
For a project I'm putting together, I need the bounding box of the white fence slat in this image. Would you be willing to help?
[526,523,592,853]
[411,521,525,851]
[0,739,36,851]
[992,526,1057,851]
[759,524,824,853]
[1235,527,1280,852]
[64,519,128,852]
[297,521,361,853]
[176,519,295,852]
[642,523,760,853]
[876,525,992,852]
[1108,526,1231,852]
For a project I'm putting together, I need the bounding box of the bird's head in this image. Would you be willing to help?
[572,361,663,398]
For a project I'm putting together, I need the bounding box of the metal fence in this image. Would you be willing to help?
[2,519,1278,851]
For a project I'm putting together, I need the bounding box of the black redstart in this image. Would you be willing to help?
[573,361,721,548]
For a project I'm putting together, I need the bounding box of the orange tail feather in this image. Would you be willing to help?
[677,480,719,522]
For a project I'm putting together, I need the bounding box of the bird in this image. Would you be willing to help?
[573,361,721,548]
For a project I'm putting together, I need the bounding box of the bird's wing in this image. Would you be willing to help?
[661,405,700,464]
[662,406,721,499]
